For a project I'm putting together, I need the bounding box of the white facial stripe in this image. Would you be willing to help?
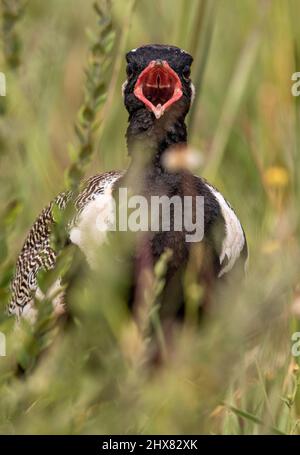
[121,80,128,98]
[205,183,246,277]
[190,82,195,105]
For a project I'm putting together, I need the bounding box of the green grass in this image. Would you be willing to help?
[0,0,300,434]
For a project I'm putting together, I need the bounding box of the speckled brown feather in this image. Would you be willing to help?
[8,171,122,317]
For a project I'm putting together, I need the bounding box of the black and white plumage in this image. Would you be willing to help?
[9,44,247,321]
[9,172,121,320]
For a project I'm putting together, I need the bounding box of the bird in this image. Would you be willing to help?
[8,44,248,324]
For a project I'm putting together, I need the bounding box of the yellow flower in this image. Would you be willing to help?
[262,240,280,254]
[210,405,225,418]
[264,166,289,188]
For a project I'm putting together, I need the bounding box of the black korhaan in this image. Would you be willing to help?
[9,44,248,322]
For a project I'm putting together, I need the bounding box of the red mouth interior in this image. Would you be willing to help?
[134,60,182,119]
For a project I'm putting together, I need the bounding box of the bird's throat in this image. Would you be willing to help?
[126,109,188,173]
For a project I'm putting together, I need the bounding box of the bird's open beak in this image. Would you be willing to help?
[134,60,183,119]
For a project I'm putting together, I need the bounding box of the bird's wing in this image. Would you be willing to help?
[8,171,122,319]
[202,179,248,277]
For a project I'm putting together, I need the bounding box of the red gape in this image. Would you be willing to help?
[134,60,182,119]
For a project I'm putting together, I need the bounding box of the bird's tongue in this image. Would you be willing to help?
[134,60,182,119]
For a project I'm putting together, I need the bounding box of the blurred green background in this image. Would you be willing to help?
[0,0,300,434]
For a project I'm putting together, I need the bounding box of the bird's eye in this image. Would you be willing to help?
[182,66,191,80]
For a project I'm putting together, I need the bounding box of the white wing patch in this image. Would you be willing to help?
[205,183,246,277]
[70,178,117,268]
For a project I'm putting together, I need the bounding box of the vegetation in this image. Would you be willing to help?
[0,0,300,434]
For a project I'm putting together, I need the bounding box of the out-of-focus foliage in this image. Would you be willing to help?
[0,0,300,435]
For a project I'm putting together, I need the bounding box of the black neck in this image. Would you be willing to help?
[126,108,188,171]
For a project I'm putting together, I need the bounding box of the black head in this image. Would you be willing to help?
[123,44,194,120]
